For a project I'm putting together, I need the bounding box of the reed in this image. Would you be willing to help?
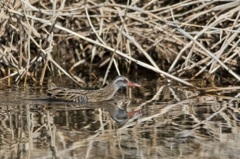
[0,0,239,88]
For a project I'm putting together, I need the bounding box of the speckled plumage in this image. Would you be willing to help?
[47,76,140,103]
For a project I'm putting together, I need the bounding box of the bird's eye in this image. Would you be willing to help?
[117,79,128,84]
[123,79,128,83]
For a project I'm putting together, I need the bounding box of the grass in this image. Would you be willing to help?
[0,0,239,90]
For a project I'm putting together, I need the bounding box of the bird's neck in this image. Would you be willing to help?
[98,82,119,100]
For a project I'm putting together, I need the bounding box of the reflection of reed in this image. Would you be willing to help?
[1,85,240,158]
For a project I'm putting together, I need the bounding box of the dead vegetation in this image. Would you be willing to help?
[0,0,240,88]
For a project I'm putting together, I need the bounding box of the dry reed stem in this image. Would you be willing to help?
[174,25,240,80]
[1,1,239,87]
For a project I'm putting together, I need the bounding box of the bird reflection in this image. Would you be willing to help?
[29,94,141,124]
[87,96,141,123]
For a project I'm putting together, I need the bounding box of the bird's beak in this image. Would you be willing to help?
[128,81,141,87]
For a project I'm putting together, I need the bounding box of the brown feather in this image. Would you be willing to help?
[47,76,140,103]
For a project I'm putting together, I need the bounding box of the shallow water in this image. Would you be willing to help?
[0,84,240,159]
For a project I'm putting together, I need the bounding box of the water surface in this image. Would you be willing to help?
[0,84,240,159]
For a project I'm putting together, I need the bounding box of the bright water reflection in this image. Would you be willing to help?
[0,85,240,159]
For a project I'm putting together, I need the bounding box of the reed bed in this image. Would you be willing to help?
[0,0,239,88]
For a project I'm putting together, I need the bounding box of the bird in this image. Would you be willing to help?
[47,75,141,103]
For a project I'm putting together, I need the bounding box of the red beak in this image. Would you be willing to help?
[128,109,141,118]
[128,81,141,87]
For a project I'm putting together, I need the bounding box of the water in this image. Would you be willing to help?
[0,83,240,159]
